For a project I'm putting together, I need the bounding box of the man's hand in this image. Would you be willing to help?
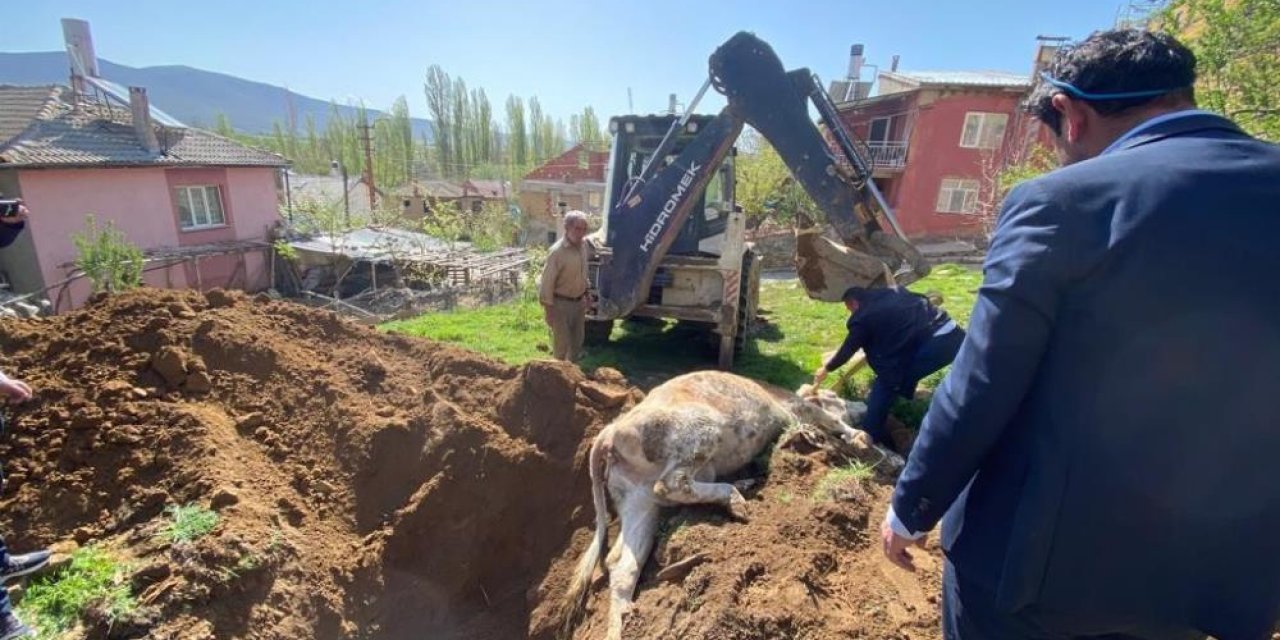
[543,304,553,326]
[1,201,29,226]
[881,517,927,572]
[0,379,33,404]
[812,366,828,390]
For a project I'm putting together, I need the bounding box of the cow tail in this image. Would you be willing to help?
[562,428,611,635]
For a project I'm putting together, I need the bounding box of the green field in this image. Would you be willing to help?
[382,264,982,413]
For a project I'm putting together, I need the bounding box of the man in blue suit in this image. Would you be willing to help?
[881,29,1280,639]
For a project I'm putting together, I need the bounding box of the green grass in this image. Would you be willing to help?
[812,460,877,500]
[16,546,135,640]
[381,263,982,403]
[162,503,220,545]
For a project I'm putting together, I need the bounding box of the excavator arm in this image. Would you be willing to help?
[595,31,928,321]
[711,32,929,300]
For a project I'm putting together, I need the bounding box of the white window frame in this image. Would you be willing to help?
[959,112,1009,149]
[936,178,980,214]
[175,185,227,230]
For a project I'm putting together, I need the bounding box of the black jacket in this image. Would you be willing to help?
[825,287,949,388]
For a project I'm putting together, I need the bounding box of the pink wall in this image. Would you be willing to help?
[896,91,1025,238]
[15,165,280,309]
[839,89,1027,239]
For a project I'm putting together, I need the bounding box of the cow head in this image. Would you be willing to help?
[789,388,870,450]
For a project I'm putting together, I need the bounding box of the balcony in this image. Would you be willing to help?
[864,141,908,170]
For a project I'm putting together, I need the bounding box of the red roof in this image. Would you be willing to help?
[523,144,608,183]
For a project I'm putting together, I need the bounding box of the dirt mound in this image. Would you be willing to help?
[530,442,944,640]
[0,288,639,639]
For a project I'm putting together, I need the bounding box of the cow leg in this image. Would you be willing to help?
[653,468,749,520]
[607,490,660,640]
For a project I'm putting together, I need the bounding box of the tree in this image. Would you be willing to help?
[506,95,529,166]
[734,130,815,228]
[425,65,454,176]
[529,97,547,162]
[73,215,144,293]
[213,113,236,138]
[1157,0,1280,141]
[577,106,606,150]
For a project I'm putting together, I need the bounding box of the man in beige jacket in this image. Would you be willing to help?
[539,211,592,361]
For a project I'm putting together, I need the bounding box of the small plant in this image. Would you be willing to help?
[72,215,144,294]
[162,503,220,544]
[16,546,135,639]
[812,460,876,500]
[272,238,298,262]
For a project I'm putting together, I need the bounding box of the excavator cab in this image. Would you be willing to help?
[601,115,736,260]
[586,113,758,368]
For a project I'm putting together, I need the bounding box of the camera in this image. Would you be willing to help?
[0,199,21,218]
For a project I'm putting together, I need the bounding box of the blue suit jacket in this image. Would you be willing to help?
[893,113,1280,639]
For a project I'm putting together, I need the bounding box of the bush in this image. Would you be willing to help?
[72,215,144,294]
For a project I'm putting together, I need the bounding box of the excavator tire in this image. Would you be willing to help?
[733,249,761,356]
[584,319,614,346]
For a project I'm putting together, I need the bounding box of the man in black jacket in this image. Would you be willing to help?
[813,286,964,450]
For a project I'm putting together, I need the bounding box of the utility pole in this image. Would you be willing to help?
[359,116,376,212]
[332,160,350,226]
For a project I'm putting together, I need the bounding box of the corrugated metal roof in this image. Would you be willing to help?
[0,84,288,168]
[290,227,468,262]
[393,179,465,199]
[880,70,1032,89]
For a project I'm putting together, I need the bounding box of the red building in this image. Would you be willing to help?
[835,46,1057,240]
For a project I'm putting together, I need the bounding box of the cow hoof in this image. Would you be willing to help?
[727,491,751,522]
[842,431,871,450]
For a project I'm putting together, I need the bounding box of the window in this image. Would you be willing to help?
[936,178,980,214]
[471,200,483,213]
[868,117,891,143]
[549,190,561,214]
[959,112,1008,149]
[175,185,226,230]
[586,191,602,210]
[402,199,411,208]
[578,150,590,170]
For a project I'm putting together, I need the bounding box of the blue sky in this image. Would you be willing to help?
[11,0,1136,123]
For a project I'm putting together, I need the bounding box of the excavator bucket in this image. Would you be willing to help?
[794,226,928,301]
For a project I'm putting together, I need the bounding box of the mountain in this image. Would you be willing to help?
[0,51,433,140]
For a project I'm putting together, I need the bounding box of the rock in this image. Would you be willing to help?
[130,386,150,399]
[654,553,710,584]
[235,412,266,433]
[204,288,238,308]
[99,380,133,397]
[578,381,630,408]
[590,367,628,386]
[210,488,239,509]
[130,562,171,593]
[151,347,189,387]
[185,371,213,394]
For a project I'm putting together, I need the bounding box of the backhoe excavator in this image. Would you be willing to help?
[584,31,929,368]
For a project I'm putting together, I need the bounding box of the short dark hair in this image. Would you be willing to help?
[841,286,868,303]
[1027,29,1197,135]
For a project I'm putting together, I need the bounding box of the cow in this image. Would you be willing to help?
[561,370,873,640]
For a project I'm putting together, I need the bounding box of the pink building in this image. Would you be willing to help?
[0,84,288,311]
[831,42,1060,240]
